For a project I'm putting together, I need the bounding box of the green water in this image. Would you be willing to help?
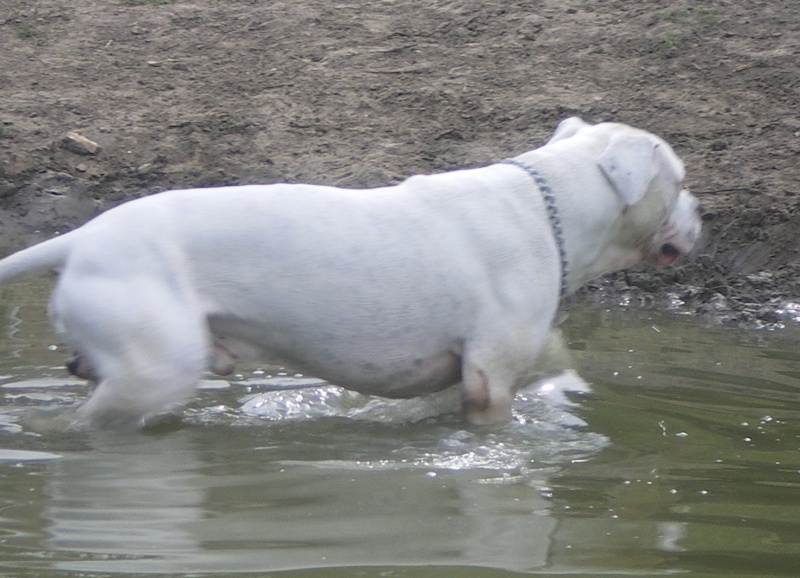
[0,279,799,577]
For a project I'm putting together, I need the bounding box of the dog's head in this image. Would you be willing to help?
[548,117,701,275]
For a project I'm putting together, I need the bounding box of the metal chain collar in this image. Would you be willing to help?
[502,158,569,298]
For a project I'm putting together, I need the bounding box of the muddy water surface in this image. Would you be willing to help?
[0,279,799,577]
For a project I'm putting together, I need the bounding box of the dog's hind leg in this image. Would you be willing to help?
[50,275,209,428]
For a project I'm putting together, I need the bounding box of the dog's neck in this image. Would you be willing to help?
[502,158,569,298]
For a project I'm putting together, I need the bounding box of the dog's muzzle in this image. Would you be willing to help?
[647,190,702,266]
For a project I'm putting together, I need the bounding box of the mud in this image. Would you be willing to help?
[1,0,798,324]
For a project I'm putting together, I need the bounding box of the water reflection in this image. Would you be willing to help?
[35,370,600,574]
[46,432,205,573]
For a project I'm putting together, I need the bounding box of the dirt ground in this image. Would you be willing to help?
[1,0,798,325]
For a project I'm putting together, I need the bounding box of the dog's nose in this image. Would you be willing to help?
[662,242,679,258]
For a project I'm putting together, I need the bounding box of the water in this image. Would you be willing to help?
[0,278,799,577]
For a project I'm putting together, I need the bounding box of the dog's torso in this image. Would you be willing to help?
[57,165,559,398]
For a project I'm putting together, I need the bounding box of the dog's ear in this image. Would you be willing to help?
[658,140,686,184]
[547,117,590,144]
[598,133,660,206]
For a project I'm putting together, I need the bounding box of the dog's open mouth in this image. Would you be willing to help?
[654,242,681,266]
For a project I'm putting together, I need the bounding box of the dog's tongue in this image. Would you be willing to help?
[657,254,676,266]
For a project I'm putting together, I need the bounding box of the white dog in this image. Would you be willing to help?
[0,117,700,428]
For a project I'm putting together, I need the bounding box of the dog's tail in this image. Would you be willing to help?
[0,234,74,285]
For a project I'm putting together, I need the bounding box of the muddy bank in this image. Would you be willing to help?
[1,0,798,323]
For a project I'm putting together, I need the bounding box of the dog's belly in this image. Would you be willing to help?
[209,316,463,397]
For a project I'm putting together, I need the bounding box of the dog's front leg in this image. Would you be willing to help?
[460,323,552,425]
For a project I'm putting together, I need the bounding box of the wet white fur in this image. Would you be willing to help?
[0,118,701,428]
